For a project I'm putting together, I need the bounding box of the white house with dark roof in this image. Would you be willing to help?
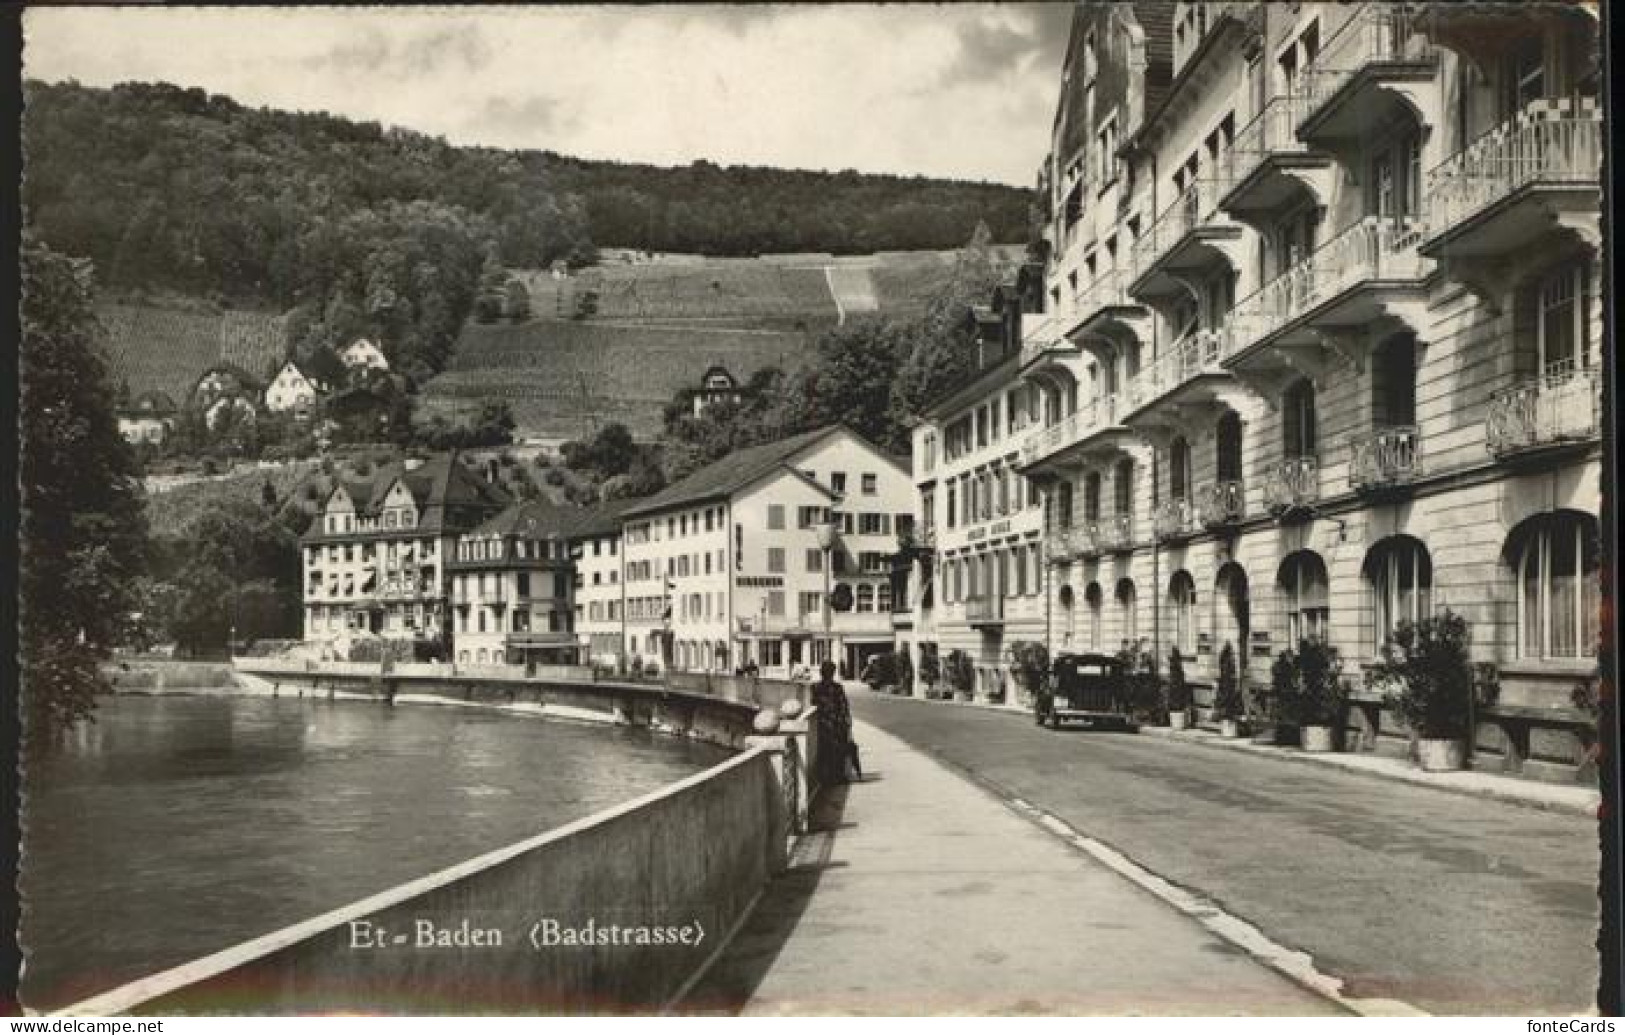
[340,337,390,373]
[264,360,321,416]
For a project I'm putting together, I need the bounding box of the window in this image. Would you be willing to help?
[1500,34,1545,118]
[1370,131,1421,227]
[831,472,847,494]
[766,591,785,617]
[1279,551,1330,644]
[798,505,824,529]
[1364,537,1433,654]
[1169,571,1198,656]
[1083,473,1101,523]
[1096,114,1118,184]
[767,505,785,530]
[856,584,875,613]
[800,591,822,618]
[1085,583,1104,650]
[859,513,890,536]
[1169,438,1192,500]
[878,582,893,613]
[1113,458,1134,516]
[861,473,878,496]
[1513,512,1600,659]
[1116,579,1137,644]
[1537,261,1592,375]
[1372,334,1417,427]
[1283,379,1317,459]
[806,549,823,572]
[767,548,786,574]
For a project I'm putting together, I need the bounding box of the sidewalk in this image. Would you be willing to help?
[892,690,1600,818]
[684,720,1347,1016]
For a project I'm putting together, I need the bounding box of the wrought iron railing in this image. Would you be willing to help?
[1076,522,1103,558]
[1019,314,1076,365]
[1073,267,1133,325]
[1220,94,1312,195]
[1228,216,1427,354]
[1349,425,1423,490]
[1154,497,1198,541]
[1123,326,1228,412]
[1297,4,1434,129]
[1044,530,1072,562]
[1425,101,1602,241]
[1021,395,1121,467]
[1099,513,1135,552]
[1196,479,1246,527]
[1261,457,1319,513]
[1486,365,1602,456]
[1129,180,1225,285]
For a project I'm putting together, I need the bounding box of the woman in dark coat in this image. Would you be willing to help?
[810,660,858,784]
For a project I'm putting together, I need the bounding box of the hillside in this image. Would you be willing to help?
[98,300,289,403]
[421,247,1026,441]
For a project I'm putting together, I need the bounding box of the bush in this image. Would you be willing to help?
[1165,645,1190,713]
[1116,640,1163,722]
[864,651,902,688]
[1265,639,1346,727]
[945,649,976,695]
[1006,640,1049,703]
[1373,609,1474,740]
[1214,642,1245,721]
[918,645,942,696]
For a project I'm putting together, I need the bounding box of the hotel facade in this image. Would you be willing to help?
[906,1,1602,782]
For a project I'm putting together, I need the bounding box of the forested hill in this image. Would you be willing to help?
[22,80,1030,381]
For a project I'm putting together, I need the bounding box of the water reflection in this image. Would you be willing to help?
[20,694,729,1010]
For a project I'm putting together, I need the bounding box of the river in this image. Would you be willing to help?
[19,692,731,1011]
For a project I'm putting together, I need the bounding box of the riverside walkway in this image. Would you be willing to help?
[686,719,1347,1016]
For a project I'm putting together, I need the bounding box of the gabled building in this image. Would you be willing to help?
[340,337,390,374]
[117,390,178,445]
[447,500,581,668]
[300,452,511,654]
[619,424,914,678]
[264,360,321,417]
[691,364,743,417]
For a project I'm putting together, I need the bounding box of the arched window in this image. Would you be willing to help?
[1058,584,1076,647]
[1278,551,1329,644]
[1085,582,1103,649]
[1363,536,1433,654]
[1169,438,1192,500]
[1283,378,1317,459]
[1115,579,1137,645]
[1509,511,1600,659]
[1168,571,1197,656]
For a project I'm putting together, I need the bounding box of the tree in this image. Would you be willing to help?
[504,279,532,322]
[20,242,149,749]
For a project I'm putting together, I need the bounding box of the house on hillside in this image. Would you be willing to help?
[340,338,390,374]
[189,364,261,433]
[117,390,178,445]
[264,360,322,419]
[691,364,743,417]
[300,452,512,656]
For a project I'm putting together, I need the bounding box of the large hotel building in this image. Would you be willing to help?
[906,1,1602,781]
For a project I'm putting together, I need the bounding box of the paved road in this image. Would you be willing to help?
[850,692,1602,1015]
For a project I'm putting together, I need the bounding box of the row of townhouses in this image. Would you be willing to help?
[897,0,1602,782]
[300,425,914,678]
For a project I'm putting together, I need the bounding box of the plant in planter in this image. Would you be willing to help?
[917,646,942,700]
[1164,645,1191,730]
[1294,637,1346,752]
[1213,642,1245,738]
[1116,640,1162,725]
[1374,610,1474,771]
[1006,641,1049,710]
[945,649,976,703]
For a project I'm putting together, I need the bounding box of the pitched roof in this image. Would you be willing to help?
[311,451,510,538]
[620,425,844,519]
[562,497,637,539]
[469,498,583,540]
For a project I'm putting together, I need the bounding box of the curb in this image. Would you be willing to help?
[857,689,1600,819]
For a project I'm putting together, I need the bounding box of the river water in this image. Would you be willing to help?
[18,692,731,1010]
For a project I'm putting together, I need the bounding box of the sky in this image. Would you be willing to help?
[23,4,1073,187]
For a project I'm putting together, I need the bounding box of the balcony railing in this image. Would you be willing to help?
[1044,530,1072,562]
[1154,498,1198,542]
[1129,180,1224,284]
[1075,523,1103,559]
[1425,101,1602,241]
[965,595,1004,625]
[1297,4,1434,129]
[1196,479,1246,528]
[1220,94,1311,195]
[1098,513,1135,552]
[1021,395,1121,468]
[1074,267,1134,324]
[1349,426,1423,491]
[1123,326,1228,412]
[1261,457,1319,514]
[1019,314,1074,365]
[1486,365,1602,457]
[1228,216,1427,354]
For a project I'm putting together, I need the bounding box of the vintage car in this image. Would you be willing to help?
[1034,652,1132,730]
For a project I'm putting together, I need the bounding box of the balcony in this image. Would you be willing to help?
[1486,365,1602,462]
[1260,457,1319,517]
[965,595,1004,628]
[1065,267,1148,341]
[1218,95,1333,223]
[1349,426,1423,495]
[1128,180,1242,299]
[1019,395,1136,475]
[1074,523,1102,560]
[1421,102,1602,264]
[1296,4,1437,146]
[1019,314,1080,371]
[1196,480,1246,530]
[1044,530,1072,564]
[1226,217,1428,363]
[1154,498,1198,544]
[1098,514,1135,554]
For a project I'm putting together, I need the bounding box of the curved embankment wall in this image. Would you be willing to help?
[67,660,820,1015]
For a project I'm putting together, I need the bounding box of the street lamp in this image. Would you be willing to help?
[815,515,839,673]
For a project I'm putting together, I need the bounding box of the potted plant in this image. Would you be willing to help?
[1294,637,1345,752]
[1213,642,1245,738]
[946,649,976,703]
[1165,645,1191,730]
[1374,610,1474,771]
[1006,641,1050,710]
[1116,640,1162,725]
[918,646,942,700]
